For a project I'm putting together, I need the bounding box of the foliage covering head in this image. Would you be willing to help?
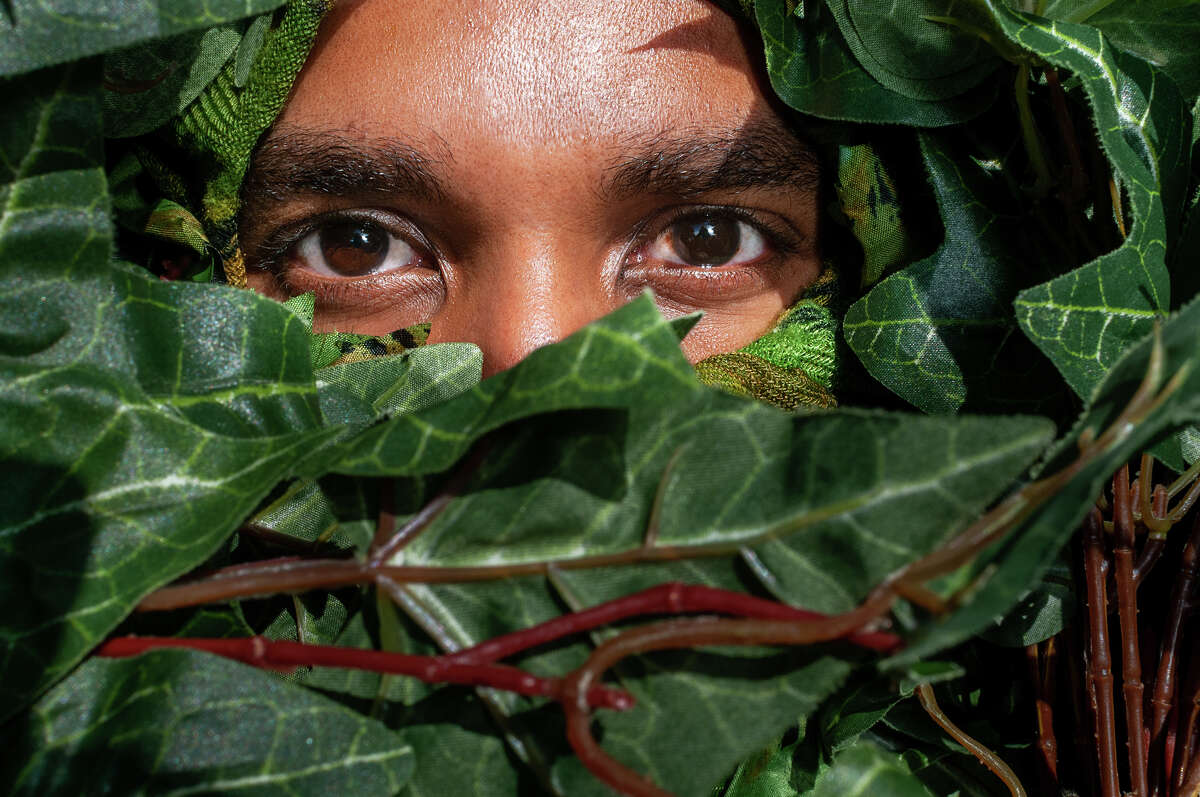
[1,1,1199,796]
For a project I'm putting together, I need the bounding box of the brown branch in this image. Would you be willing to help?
[916,683,1028,797]
[1150,513,1200,786]
[1113,466,1149,796]
[1084,506,1120,797]
[95,635,633,710]
[1135,485,1170,586]
[1174,639,1200,794]
[1028,640,1059,791]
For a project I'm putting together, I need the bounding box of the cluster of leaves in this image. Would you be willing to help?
[1,0,1199,795]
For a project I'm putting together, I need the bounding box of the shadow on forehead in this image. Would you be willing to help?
[625,4,762,73]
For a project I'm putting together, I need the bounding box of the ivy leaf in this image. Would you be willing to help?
[893,292,1200,666]
[811,742,934,796]
[341,344,1050,795]
[102,24,242,138]
[844,133,1065,414]
[754,0,995,127]
[315,342,482,427]
[321,294,699,477]
[0,0,287,77]
[996,3,1191,397]
[1044,0,1200,104]
[0,64,340,719]
[825,0,1000,102]
[0,650,414,795]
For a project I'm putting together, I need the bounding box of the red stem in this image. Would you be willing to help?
[557,595,896,797]
[447,582,901,665]
[95,636,633,711]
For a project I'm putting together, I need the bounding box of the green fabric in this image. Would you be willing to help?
[835,144,915,289]
[172,0,326,260]
[695,266,839,410]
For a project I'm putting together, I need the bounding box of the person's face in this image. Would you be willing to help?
[241,0,820,377]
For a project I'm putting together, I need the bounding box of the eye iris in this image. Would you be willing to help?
[318,221,388,276]
[671,215,740,267]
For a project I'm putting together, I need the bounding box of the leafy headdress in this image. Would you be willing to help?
[107,0,862,409]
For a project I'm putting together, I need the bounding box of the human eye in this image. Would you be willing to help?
[279,210,432,278]
[245,208,444,330]
[643,209,768,268]
[621,205,807,306]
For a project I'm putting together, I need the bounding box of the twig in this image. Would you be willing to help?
[1028,641,1059,792]
[96,635,633,710]
[1150,513,1200,789]
[1174,638,1200,794]
[1064,624,1099,797]
[916,683,1028,797]
[1113,466,1149,796]
[1135,485,1170,585]
[1084,506,1120,797]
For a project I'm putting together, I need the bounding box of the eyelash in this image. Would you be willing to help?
[627,203,802,265]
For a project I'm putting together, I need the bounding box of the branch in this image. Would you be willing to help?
[1083,506,1120,797]
[916,683,1028,797]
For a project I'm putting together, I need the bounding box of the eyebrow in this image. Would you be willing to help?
[240,117,819,215]
[602,118,821,200]
[241,130,451,206]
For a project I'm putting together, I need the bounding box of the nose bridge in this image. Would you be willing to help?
[431,232,610,377]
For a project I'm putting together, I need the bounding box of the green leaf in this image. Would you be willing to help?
[826,0,1000,102]
[102,24,242,138]
[1001,3,1191,397]
[0,650,414,795]
[893,292,1200,666]
[315,343,482,427]
[0,63,341,719]
[844,133,1065,414]
[0,0,287,78]
[323,294,699,477]
[754,0,995,127]
[811,742,934,797]
[1044,0,1200,104]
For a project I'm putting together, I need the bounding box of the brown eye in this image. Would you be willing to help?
[647,212,767,268]
[319,221,389,275]
[291,217,421,278]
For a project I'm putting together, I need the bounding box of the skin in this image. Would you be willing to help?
[241,0,820,377]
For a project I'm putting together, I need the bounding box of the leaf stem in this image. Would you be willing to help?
[915,682,1028,797]
[1016,64,1054,196]
[446,582,901,666]
[96,635,634,709]
[557,596,897,796]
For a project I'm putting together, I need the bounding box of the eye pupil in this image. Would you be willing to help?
[672,214,740,267]
[319,221,388,275]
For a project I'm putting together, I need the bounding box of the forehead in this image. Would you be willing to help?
[274,0,772,153]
